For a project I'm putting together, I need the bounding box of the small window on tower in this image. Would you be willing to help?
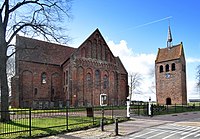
[172,63,176,71]
[160,65,164,73]
[165,64,169,72]
[41,72,47,84]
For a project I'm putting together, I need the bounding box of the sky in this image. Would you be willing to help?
[65,0,200,101]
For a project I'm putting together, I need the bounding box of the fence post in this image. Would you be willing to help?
[66,105,69,131]
[167,105,168,113]
[101,106,104,131]
[151,104,153,117]
[111,104,114,120]
[29,108,31,137]
[199,102,200,110]
[92,105,95,125]
[115,117,118,136]
[182,103,183,112]
[175,103,176,113]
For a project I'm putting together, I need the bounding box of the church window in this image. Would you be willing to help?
[87,41,92,58]
[103,75,109,89]
[66,70,68,85]
[165,64,169,72]
[41,72,47,84]
[95,70,100,87]
[172,63,176,71]
[92,40,97,59]
[86,73,92,87]
[160,65,163,73]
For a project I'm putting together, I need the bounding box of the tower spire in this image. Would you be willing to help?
[167,25,173,48]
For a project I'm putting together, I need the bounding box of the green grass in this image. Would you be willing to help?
[0,115,128,139]
[0,116,97,138]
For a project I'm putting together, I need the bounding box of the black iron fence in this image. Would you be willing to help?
[0,106,127,138]
[152,103,200,116]
[130,101,148,116]
[130,102,200,116]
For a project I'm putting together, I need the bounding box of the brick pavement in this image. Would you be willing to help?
[40,111,200,139]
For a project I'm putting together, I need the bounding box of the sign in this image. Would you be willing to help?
[100,94,107,106]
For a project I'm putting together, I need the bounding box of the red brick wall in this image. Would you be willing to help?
[12,61,63,108]
[12,30,128,108]
[156,58,187,105]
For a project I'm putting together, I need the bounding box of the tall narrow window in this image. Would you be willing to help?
[41,72,47,84]
[103,75,109,89]
[172,63,176,71]
[95,70,100,87]
[165,64,169,72]
[160,65,163,73]
[86,73,92,87]
[66,71,68,85]
[64,72,66,85]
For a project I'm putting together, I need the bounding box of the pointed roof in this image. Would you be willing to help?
[155,43,184,63]
[167,26,172,43]
[77,28,115,58]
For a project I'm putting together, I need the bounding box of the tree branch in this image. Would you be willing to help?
[3,0,9,32]
[9,0,39,13]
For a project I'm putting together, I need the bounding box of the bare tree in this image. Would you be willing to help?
[0,0,72,121]
[197,65,200,92]
[129,72,143,101]
[148,67,156,94]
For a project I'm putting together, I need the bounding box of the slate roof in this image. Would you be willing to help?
[155,43,184,63]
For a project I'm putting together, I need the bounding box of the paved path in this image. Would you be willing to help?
[40,111,200,139]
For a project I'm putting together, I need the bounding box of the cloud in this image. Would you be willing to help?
[108,40,156,75]
[108,40,156,101]
[187,57,200,63]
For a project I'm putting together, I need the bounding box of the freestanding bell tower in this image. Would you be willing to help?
[155,26,187,105]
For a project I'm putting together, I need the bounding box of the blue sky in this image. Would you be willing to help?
[66,0,200,101]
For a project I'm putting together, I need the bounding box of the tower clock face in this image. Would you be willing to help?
[165,73,171,78]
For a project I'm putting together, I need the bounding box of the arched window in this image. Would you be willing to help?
[66,70,68,85]
[86,73,92,87]
[159,65,163,73]
[103,75,109,89]
[95,70,100,87]
[165,64,169,72]
[172,63,176,71]
[41,72,47,84]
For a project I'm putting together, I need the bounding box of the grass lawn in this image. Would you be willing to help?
[0,115,127,139]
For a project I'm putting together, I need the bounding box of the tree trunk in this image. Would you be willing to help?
[0,42,10,122]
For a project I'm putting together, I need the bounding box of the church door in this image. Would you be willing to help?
[166,98,172,105]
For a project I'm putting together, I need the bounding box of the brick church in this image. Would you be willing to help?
[155,26,187,105]
[11,29,129,109]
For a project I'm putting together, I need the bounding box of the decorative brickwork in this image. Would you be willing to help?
[11,29,128,108]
